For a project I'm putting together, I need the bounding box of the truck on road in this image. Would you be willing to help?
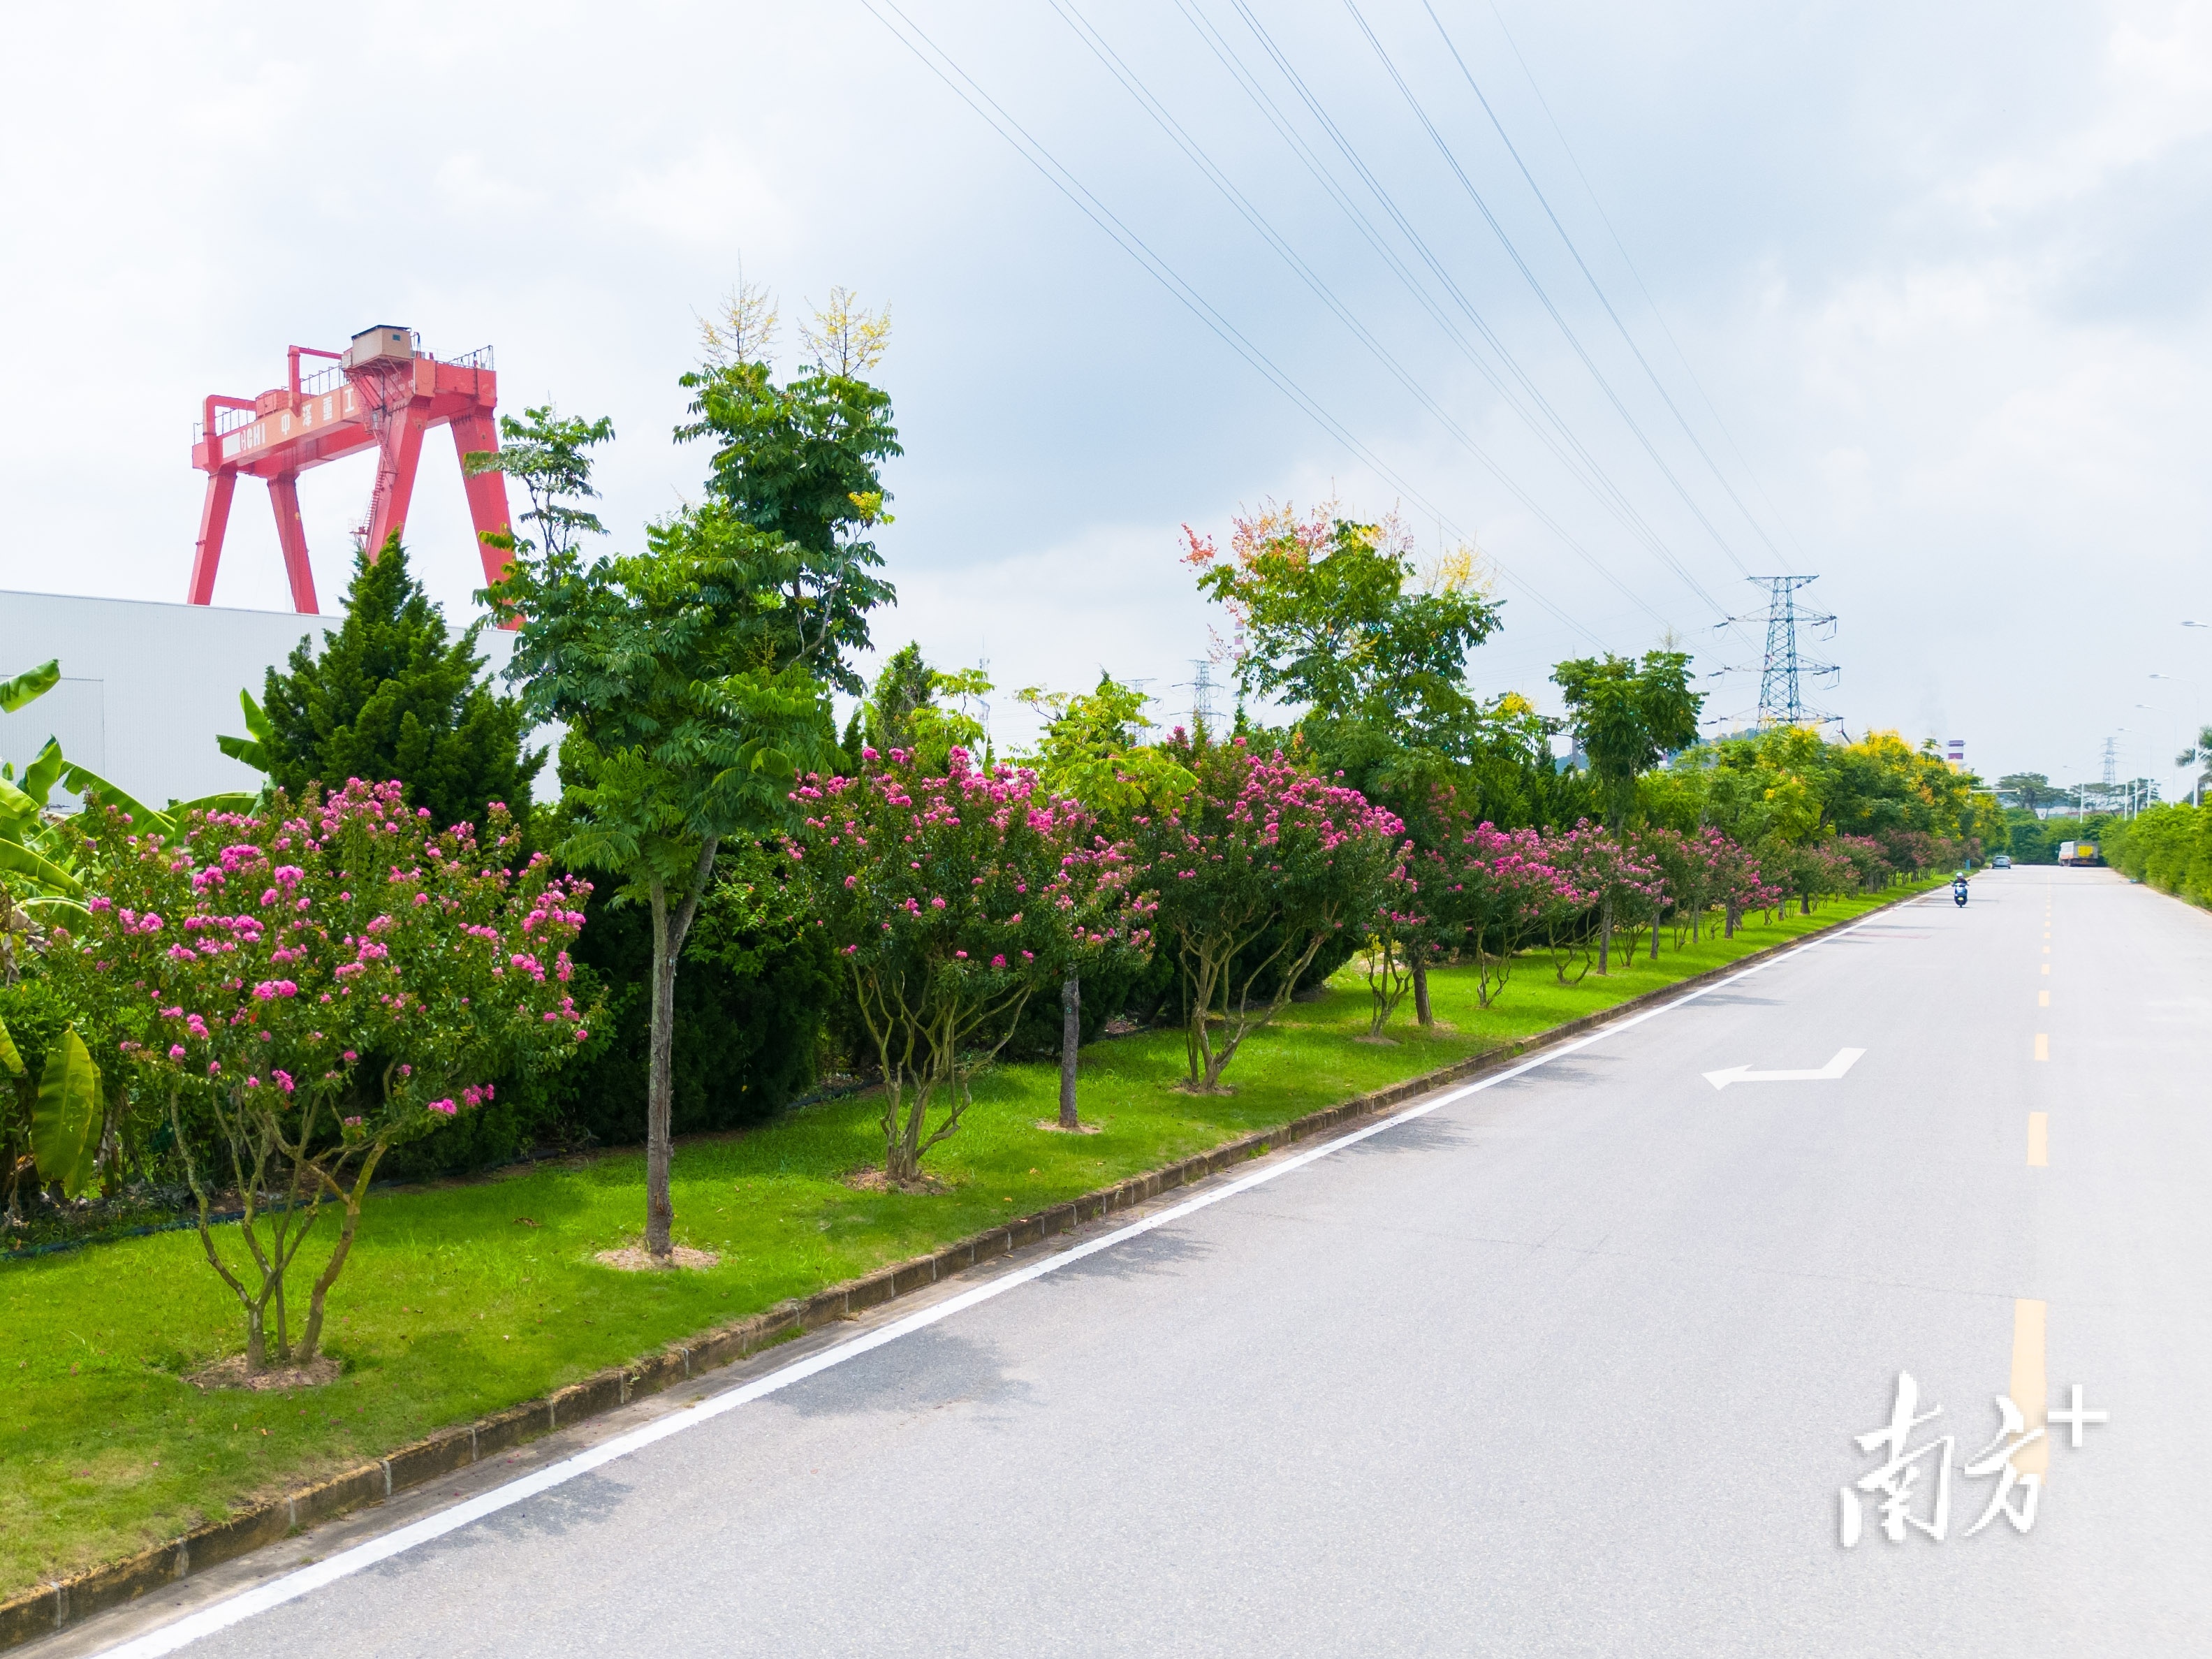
[2058,840,2100,867]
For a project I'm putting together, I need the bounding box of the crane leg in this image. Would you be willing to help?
[188,472,237,604]
[450,411,517,599]
[268,474,319,613]
[362,408,427,562]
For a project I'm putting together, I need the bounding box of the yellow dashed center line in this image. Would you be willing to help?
[2028,1112,2049,1167]
[2038,990,2049,1007]
[2034,1033,2049,1061]
[2010,1300,2050,1477]
[2041,964,2049,976]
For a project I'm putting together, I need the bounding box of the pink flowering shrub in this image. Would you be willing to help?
[1133,734,1402,1091]
[789,747,1150,1183]
[1414,821,1583,1009]
[50,780,592,1372]
[1831,834,1896,896]
[1538,822,1661,979]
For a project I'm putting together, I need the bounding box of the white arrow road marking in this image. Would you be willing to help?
[1704,1047,1866,1090]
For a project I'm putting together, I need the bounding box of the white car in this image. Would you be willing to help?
[1992,854,2012,868]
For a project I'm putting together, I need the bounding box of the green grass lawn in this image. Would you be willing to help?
[2,887,1923,1595]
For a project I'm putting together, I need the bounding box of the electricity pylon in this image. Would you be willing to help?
[1715,576,1838,729]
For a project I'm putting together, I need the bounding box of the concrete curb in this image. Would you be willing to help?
[1,886,1926,1651]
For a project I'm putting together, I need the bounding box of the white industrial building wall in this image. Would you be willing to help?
[0,590,521,807]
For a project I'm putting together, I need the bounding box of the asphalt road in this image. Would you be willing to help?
[68,868,2212,1658]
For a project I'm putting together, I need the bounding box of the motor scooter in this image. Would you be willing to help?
[1952,877,1970,907]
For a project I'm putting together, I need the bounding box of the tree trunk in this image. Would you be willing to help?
[1650,913,1661,960]
[645,886,679,1258]
[643,841,719,1259]
[1057,970,1081,1130]
[297,1141,388,1363]
[1412,962,1433,1027]
[1597,893,1612,975]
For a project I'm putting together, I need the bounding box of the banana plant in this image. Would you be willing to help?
[0,1011,101,1201]
[29,1024,101,1200]
[216,687,274,777]
[0,659,59,714]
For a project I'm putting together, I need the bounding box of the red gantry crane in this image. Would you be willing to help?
[187,325,514,613]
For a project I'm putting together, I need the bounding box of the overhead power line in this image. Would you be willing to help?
[1479,1,1810,565]
[1211,0,1757,649]
[856,0,1609,648]
[1338,0,1752,597]
[1046,0,1683,639]
[1416,0,1786,567]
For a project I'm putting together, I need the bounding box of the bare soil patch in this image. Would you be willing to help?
[842,1167,949,1195]
[188,1352,342,1392]
[1033,1118,1104,1134]
[1352,1035,1399,1046]
[593,1244,722,1272]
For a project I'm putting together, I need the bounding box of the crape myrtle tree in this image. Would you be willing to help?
[491,285,898,1260]
[1182,502,1504,1029]
[254,542,546,836]
[790,747,1148,1182]
[1016,675,1194,1126]
[1413,821,1574,1011]
[1134,732,1402,1093]
[1358,856,1442,1037]
[48,782,588,1371]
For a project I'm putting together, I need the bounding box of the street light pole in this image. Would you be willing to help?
[2150,671,2202,807]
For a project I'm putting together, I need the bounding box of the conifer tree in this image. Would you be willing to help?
[260,539,545,832]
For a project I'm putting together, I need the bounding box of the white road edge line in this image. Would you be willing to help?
[89,900,1914,1658]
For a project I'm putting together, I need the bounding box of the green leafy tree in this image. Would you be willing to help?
[1551,652,1701,966]
[676,288,900,699]
[1186,504,1507,1025]
[1185,504,1500,746]
[1551,652,1704,832]
[495,296,897,1259]
[1997,771,2063,814]
[863,643,935,758]
[1017,675,1195,1127]
[495,516,835,1259]
[258,541,545,833]
[463,404,617,561]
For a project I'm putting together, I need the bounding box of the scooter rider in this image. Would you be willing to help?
[1952,873,1970,907]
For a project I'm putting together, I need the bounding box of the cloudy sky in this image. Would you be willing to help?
[5,1,2208,794]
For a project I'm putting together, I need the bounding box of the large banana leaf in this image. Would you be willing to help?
[173,791,261,817]
[33,1025,101,1198]
[21,737,66,810]
[0,773,38,831]
[0,659,59,714]
[57,762,175,838]
[0,838,82,898]
[215,689,274,775]
[0,1014,22,1078]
